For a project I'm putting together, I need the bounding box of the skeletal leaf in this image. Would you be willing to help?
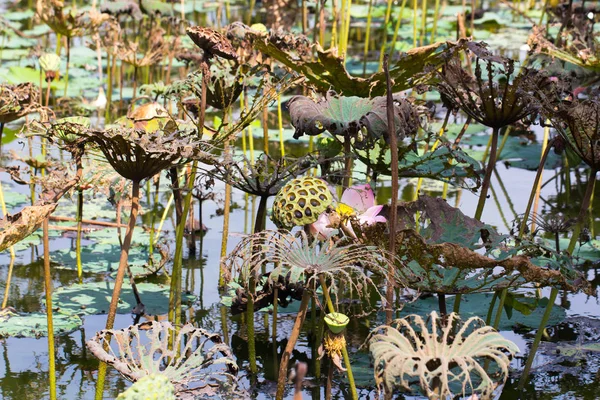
[86,321,240,397]
[369,312,519,399]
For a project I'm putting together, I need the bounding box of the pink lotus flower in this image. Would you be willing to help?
[310,184,386,239]
[339,184,387,226]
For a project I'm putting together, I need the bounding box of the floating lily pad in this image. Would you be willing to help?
[50,282,195,316]
[0,313,82,338]
[52,245,150,275]
[400,293,567,331]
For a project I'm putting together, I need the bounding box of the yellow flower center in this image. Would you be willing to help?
[336,203,355,219]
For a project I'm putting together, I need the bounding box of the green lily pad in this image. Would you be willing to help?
[50,282,195,316]
[0,312,82,338]
[401,292,567,331]
[51,245,150,275]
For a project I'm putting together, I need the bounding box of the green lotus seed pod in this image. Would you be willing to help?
[39,53,61,72]
[272,176,333,229]
[250,23,268,33]
[116,374,176,400]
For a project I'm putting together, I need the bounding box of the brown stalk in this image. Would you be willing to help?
[104,180,141,331]
[384,54,398,324]
[275,289,311,400]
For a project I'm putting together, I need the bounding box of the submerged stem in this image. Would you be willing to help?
[43,219,57,400]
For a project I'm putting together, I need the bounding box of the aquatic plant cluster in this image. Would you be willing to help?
[0,0,599,399]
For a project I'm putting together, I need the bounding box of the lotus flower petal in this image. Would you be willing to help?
[340,184,374,213]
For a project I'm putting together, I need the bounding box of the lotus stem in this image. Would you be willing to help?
[0,181,15,258]
[362,0,374,76]
[1,255,14,308]
[342,136,352,189]
[492,287,508,329]
[247,275,258,374]
[431,0,441,42]
[103,180,140,331]
[219,152,232,287]
[105,53,112,122]
[262,94,269,156]
[254,195,269,234]
[518,287,558,389]
[419,0,427,46]
[319,275,357,400]
[377,0,394,71]
[169,162,197,328]
[384,55,398,325]
[64,36,70,97]
[275,289,311,400]
[148,174,161,260]
[330,0,338,49]
[338,0,347,53]
[43,218,57,400]
[519,167,597,387]
[76,188,83,283]
[0,122,4,154]
[272,286,278,341]
[412,0,418,47]
[474,127,499,220]
[389,0,409,58]
[485,291,498,325]
[519,138,554,238]
[277,95,285,159]
[438,293,447,315]
[48,215,127,228]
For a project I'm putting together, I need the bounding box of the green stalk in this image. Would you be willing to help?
[430,0,441,42]
[43,218,57,400]
[412,0,418,47]
[64,37,71,97]
[362,0,374,76]
[247,274,257,374]
[277,95,285,159]
[377,0,395,71]
[105,52,112,122]
[75,188,83,283]
[319,275,357,400]
[519,167,597,388]
[389,0,409,57]
[474,127,499,220]
[419,0,427,46]
[1,255,14,308]
[169,164,197,327]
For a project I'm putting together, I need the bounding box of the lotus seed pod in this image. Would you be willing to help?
[272,177,333,229]
[116,374,176,400]
[39,53,61,72]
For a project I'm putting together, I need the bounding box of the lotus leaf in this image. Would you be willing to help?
[400,292,567,330]
[364,196,591,294]
[50,282,195,316]
[288,92,418,141]
[0,203,57,253]
[250,30,452,97]
[0,312,81,338]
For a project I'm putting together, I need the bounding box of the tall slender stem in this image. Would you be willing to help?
[276,289,311,400]
[319,275,357,400]
[474,127,499,220]
[75,188,83,283]
[384,55,398,324]
[104,180,140,331]
[43,218,57,400]
[519,167,597,388]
